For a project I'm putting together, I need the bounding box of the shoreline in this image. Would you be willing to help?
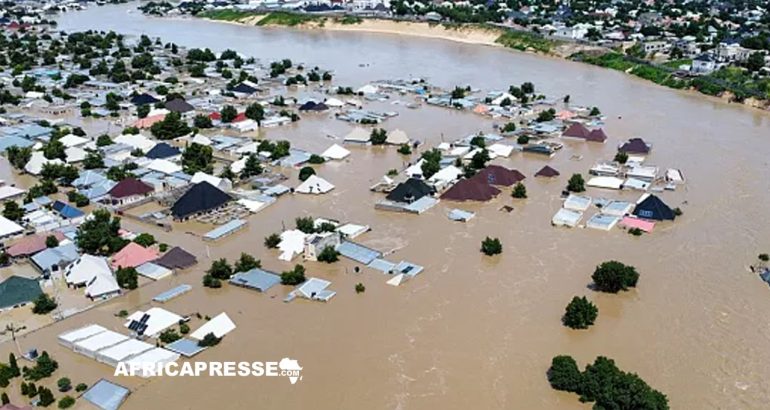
[198,14,770,112]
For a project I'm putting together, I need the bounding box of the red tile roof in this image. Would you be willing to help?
[6,232,66,257]
[440,177,501,202]
[474,165,526,186]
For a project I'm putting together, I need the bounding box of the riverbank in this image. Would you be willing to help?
[199,10,769,111]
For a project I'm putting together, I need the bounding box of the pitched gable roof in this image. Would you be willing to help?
[153,246,198,270]
[171,182,232,219]
[534,165,560,177]
[111,242,159,269]
[164,98,194,113]
[386,178,435,203]
[562,123,591,139]
[473,165,525,186]
[108,178,154,198]
[145,142,181,159]
[130,93,159,106]
[440,178,501,202]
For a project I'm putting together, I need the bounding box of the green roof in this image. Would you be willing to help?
[0,276,43,309]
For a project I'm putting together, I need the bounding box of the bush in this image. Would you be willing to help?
[562,296,598,329]
[369,128,387,145]
[207,259,232,280]
[38,387,54,407]
[57,377,71,392]
[628,227,643,236]
[202,274,222,288]
[133,233,156,247]
[179,323,190,334]
[516,134,529,145]
[567,174,585,192]
[75,383,87,392]
[308,154,325,164]
[397,144,412,155]
[159,329,181,344]
[23,351,58,381]
[298,166,315,182]
[115,267,138,290]
[197,332,221,347]
[355,283,365,293]
[511,183,527,199]
[614,151,628,164]
[548,355,668,409]
[58,396,75,409]
[234,253,261,272]
[547,355,582,393]
[32,293,58,315]
[317,246,340,263]
[281,264,306,286]
[264,233,281,249]
[159,243,169,252]
[592,261,639,293]
[481,237,503,256]
[673,207,683,216]
[759,254,770,262]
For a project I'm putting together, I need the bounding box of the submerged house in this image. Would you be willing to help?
[474,165,525,186]
[619,138,652,155]
[171,182,232,221]
[386,178,435,204]
[534,165,560,178]
[633,194,676,221]
[440,177,501,202]
[561,123,608,143]
[153,246,198,270]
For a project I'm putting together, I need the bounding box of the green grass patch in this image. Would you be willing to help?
[495,30,557,54]
[256,12,322,27]
[198,9,258,22]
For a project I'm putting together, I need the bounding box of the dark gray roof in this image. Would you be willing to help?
[0,276,42,309]
[171,182,232,219]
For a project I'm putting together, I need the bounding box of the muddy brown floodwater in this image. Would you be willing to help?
[2,3,767,410]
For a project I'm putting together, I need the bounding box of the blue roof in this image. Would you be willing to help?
[31,243,79,272]
[80,180,116,200]
[337,240,382,265]
[165,338,207,357]
[0,135,35,151]
[72,170,108,188]
[51,200,85,219]
[203,219,246,241]
[367,258,396,273]
[229,268,281,292]
[153,284,192,303]
[3,123,52,139]
[83,379,130,410]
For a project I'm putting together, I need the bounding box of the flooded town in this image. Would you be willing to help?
[0,1,768,410]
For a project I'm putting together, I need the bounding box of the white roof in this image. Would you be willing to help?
[190,172,231,191]
[563,194,592,211]
[623,178,650,191]
[324,97,344,107]
[296,175,334,194]
[343,128,370,142]
[449,146,471,157]
[586,176,624,190]
[136,262,173,280]
[386,129,409,145]
[65,146,88,163]
[356,84,379,94]
[59,133,89,148]
[147,159,182,174]
[114,134,157,152]
[190,312,236,340]
[96,338,154,365]
[191,134,212,146]
[125,307,184,338]
[552,208,583,227]
[336,223,369,239]
[386,273,408,286]
[278,229,307,261]
[0,185,24,201]
[230,157,247,174]
[405,158,425,178]
[65,254,118,298]
[58,324,107,345]
[487,143,514,158]
[296,277,332,299]
[666,168,685,183]
[235,142,258,154]
[237,198,270,213]
[428,165,462,185]
[24,151,64,175]
[321,144,350,160]
[123,348,180,377]
[0,215,24,238]
[74,330,129,354]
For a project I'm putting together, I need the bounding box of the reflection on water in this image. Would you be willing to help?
[4,4,766,410]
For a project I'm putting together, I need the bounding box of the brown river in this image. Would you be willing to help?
[2,3,768,409]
